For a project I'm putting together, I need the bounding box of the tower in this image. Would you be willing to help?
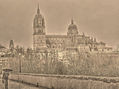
[9,40,14,51]
[67,19,78,36]
[33,5,46,51]
[67,19,79,47]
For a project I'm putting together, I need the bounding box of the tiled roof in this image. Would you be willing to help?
[46,35,67,38]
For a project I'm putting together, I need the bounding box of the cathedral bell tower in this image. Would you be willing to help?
[33,5,46,51]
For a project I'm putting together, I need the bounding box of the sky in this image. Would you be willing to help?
[0,0,119,48]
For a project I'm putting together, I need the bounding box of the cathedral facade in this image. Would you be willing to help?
[33,6,112,53]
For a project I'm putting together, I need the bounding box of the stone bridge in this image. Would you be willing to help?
[9,73,119,89]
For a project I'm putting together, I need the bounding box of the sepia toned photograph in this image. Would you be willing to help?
[0,0,119,89]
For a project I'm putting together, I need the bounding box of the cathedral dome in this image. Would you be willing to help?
[68,19,78,30]
[67,19,78,35]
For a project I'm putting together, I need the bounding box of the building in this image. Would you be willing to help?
[33,6,112,54]
[0,45,7,57]
[9,40,14,52]
[0,45,7,73]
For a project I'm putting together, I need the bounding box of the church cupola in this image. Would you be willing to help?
[33,5,45,35]
[67,19,78,36]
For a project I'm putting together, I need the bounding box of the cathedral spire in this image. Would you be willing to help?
[37,3,40,14]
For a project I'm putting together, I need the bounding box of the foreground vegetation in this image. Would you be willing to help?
[7,50,119,77]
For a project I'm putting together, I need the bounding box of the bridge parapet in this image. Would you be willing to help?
[9,73,119,89]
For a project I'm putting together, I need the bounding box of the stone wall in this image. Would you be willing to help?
[9,73,119,89]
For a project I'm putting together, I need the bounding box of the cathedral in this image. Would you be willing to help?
[33,6,112,53]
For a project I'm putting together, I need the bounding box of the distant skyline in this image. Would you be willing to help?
[0,0,119,48]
